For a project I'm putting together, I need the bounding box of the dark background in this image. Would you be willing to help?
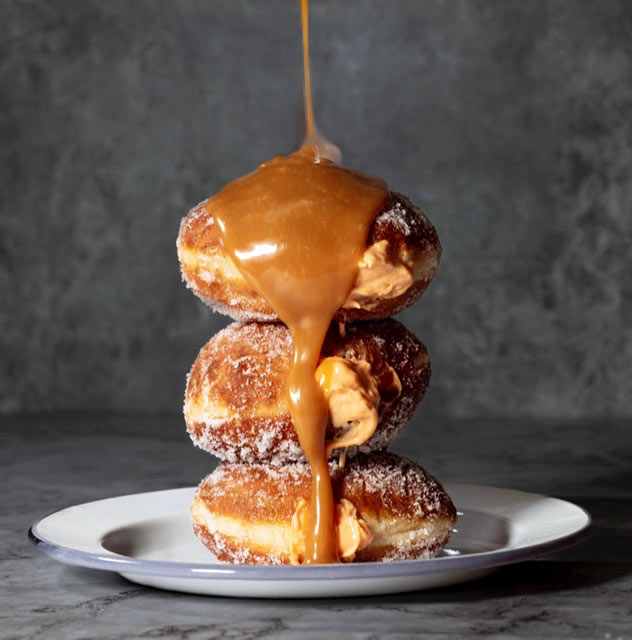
[2,0,631,419]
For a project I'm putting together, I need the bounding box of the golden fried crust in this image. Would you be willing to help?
[177,192,441,322]
[184,319,430,463]
[192,453,457,564]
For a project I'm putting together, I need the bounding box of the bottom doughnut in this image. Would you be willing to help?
[191,453,456,564]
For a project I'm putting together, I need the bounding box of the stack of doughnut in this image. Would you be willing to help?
[177,192,456,564]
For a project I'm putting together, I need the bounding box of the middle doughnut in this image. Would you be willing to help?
[185,319,430,464]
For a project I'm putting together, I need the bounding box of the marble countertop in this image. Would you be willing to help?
[1,414,630,639]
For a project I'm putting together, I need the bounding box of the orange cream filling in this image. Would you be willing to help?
[316,356,380,455]
[344,240,414,311]
[290,497,373,564]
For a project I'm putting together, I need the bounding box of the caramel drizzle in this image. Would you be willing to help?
[299,0,341,163]
[301,0,315,140]
[208,0,387,564]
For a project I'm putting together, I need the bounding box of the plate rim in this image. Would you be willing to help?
[29,484,592,581]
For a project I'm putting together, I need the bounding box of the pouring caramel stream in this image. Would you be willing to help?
[301,0,315,140]
[208,1,387,564]
[299,0,341,163]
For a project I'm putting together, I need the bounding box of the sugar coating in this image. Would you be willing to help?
[184,321,429,464]
[186,288,277,323]
[373,200,412,235]
[192,453,455,564]
[200,452,453,520]
[374,192,441,251]
[190,417,305,464]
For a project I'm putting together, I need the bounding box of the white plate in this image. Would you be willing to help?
[30,485,590,598]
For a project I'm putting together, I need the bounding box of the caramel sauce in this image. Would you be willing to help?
[301,0,315,141]
[299,0,341,163]
[207,0,388,564]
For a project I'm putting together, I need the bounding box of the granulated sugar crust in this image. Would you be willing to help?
[192,452,456,564]
[184,320,430,463]
[197,452,455,522]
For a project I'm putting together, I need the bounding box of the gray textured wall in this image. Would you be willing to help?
[1,0,631,417]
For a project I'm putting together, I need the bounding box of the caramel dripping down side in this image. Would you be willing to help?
[210,150,388,563]
[209,0,386,564]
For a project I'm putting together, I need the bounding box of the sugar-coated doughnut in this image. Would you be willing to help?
[184,319,431,463]
[177,192,441,322]
[191,453,456,564]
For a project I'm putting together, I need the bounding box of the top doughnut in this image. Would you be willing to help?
[177,192,441,322]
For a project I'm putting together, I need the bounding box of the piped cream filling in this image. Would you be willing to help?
[344,240,414,310]
[315,357,381,455]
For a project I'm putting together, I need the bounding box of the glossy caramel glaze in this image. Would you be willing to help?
[177,191,441,322]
